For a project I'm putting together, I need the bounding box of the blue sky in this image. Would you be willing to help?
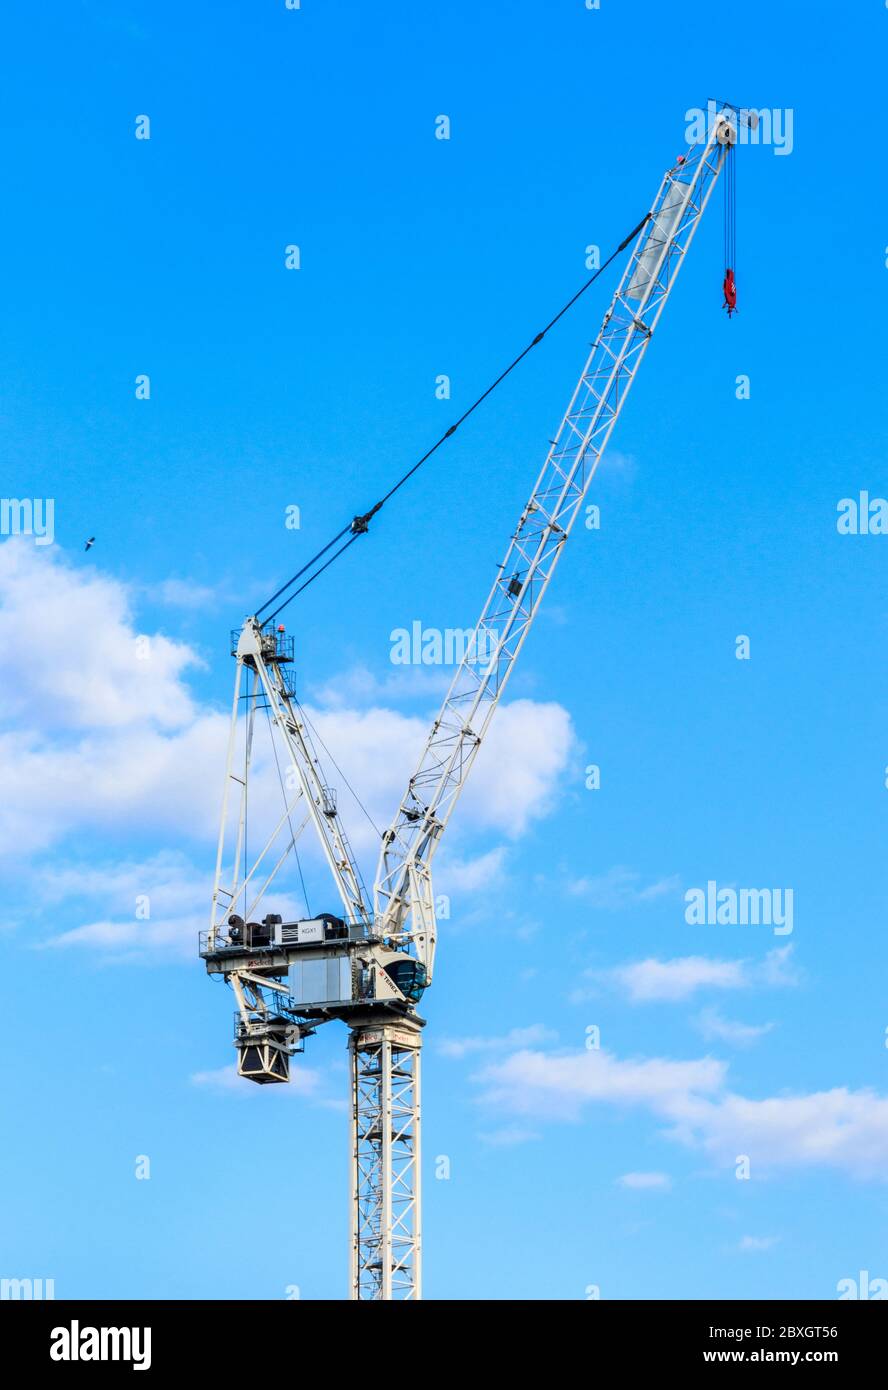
[2,0,888,1300]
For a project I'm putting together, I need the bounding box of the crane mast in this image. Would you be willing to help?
[202,104,741,1301]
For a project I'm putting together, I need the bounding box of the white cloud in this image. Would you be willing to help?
[599,449,636,477]
[0,716,228,854]
[476,1047,727,1123]
[567,866,681,908]
[461,700,575,837]
[439,1024,557,1060]
[739,1235,779,1252]
[191,1063,323,1099]
[436,846,507,895]
[578,947,799,1004]
[0,539,200,731]
[38,852,210,960]
[478,1126,540,1147]
[695,1007,774,1047]
[39,851,202,910]
[150,577,218,609]
[758,945,800,987]
[46,915,201,959]
[675,1088,888,1179]
[0,539,578,867]
[0,543,575,955]
[311,662,450,708]
[264,698,574,860]
[616,1171,672,1191]
[37,851,307,961]
[473,1040,888,1180]
[597,956,748,1003]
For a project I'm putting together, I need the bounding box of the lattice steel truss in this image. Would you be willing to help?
[209,619,370,948]
[350,1022,422,1300]
[206,107,741,1302]
[374,109,738,976]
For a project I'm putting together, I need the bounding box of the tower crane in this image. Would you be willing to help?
[201,104,746,1300]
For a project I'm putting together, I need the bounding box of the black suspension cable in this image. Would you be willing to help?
[255,523,352,619]
[263,207,652,623]
[298,700,383,839]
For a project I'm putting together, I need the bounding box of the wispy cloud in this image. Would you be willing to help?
[566,866,681,909]
[436,846,508,895]
[574,946,799,1004]
[738,1235,780,1253]
[476,1047,727,1123]
[472,1039,888,1180]
[311,662,450,708]
[0,543,578,962]
[191,1063,324,1100]
[35,851,306,963]
[616,1171,672,1191]
[695,1007,775,1047]
[148,577,220,610]
[598,448,637,478]
[479,1126,540,1147]
[438,1024,557,1060]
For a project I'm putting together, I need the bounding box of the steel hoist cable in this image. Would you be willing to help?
[257,207,653,624]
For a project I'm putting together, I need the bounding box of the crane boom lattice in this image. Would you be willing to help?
[374,113,737,978]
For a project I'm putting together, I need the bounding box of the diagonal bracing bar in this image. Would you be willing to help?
[349,1021,422,1300]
